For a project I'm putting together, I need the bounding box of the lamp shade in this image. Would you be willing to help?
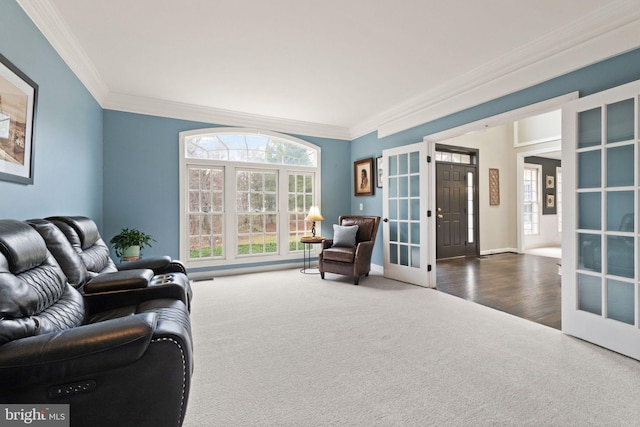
[306,206,324,221]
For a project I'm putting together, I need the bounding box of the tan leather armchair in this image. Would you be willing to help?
[318,215,380,285]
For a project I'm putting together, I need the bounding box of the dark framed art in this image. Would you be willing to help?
[545,174,555,189]
[376,156,383,188]
[0,52,38,184]
[546,194,555,209]
[354,157,374,196]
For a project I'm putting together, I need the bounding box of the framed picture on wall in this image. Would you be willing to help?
[546,194,555,208]
[376,156,383,188]
[489,168,500,206]
[354,157,374,196]
[0,52,38,185]
[545,174,555,189]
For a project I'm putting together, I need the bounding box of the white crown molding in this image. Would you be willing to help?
[17,0,109,103]
[351,0,640,139]
[423,92,578,144]
[17,0,350,141]
[103,93,352,140]
[19,0,640,142]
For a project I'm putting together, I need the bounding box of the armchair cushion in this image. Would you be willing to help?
[332,224,359,247]
[322,246,356,263]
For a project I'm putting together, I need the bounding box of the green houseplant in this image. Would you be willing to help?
[109,228,156,260]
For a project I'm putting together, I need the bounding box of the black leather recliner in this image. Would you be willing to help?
[48,216,187,275]
[0,219,193,427]
[30,216,192,311]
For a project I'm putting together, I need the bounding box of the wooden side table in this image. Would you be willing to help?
[300,236,324,274]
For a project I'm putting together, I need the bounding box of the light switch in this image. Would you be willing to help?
[359,203,363,211]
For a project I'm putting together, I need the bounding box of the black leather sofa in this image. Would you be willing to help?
[28,217,192,311]
[0,219,193,427]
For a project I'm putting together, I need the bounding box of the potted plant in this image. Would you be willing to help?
[109,227,156,261]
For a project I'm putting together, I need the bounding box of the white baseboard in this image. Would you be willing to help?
[370,263,383,273]
[479,248,519,256]
[188,260,306,281]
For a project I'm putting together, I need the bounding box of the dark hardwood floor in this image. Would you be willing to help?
[436,253,561,330]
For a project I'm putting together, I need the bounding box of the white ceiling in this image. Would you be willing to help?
[18,0,640,139]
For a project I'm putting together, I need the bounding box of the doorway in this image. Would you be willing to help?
[435,146,479,259]
[424,94,575,329]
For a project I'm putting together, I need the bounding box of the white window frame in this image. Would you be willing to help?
[179,128,321,269]
[556,166,562,233]
[524,163,542,235]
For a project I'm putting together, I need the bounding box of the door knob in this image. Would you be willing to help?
[437,214,443,219]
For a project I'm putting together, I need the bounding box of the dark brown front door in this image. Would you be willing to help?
[436,163,476,259]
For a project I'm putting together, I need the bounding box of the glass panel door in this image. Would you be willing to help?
[382,142,434,287]
[563,79,640,360]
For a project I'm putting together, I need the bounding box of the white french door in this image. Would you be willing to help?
[562,79,640,360]
[382,142,436,287]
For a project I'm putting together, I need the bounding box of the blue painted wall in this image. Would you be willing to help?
[0,1,103,224]
[353,47,640,266]
[4,0,640,275]
[102,110,351,262]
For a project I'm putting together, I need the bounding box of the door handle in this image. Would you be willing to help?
[437,214,444,219]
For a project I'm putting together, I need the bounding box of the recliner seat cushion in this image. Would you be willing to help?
[0,285,87,345]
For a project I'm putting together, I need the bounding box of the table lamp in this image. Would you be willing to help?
[305,206,324,239]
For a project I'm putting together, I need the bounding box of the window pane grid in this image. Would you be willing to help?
[186,134,317,166]
[556,167,562,233]
[187,166,224,259]
[435,151,473,164]
[467,171,474,243]
[288,173,315,251]
[237,171,278,256]
[388,153,421,268]
[575,98,637,322]
[181,130,321,267]
[524,166,540,235]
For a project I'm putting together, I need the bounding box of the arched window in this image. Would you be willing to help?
[179,128,321,269]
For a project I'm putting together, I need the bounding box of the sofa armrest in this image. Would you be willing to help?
[85,269,154,294]
[0,313,157,389]
[117,256,178,274]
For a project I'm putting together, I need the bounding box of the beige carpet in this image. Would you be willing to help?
[183,269,640,426]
